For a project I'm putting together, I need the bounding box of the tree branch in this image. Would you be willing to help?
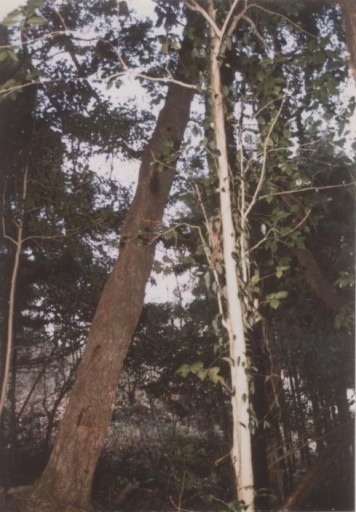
[259,181,356,200]
[0,166,29,418]
[243,93,287,220]
[185,0,221,37]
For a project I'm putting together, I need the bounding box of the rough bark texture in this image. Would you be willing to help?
[293,248,347,311]
[251,320,286,510]
[282,421,354,511]
[24,11,202,512]
[340,0,356,79]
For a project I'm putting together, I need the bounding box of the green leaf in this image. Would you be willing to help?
[280,227,293,237]
[26,15,45,26]
[176,364,190,378]
[208,367,225,385]
[196,369,208,381]
[269,299,280,309]
[335,272,354,288]
[2,8,23,27]
[0,51,9,62]
[25,0,45,16]
[251,274,260,285]
[267,290,288,300]
[190,361,204,373]
[8,51,19,62]
[152,261,163,273]
[0,79,17,91]
[276,266,289,279]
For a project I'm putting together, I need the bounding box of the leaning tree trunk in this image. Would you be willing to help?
[282,421,354,511]
[26,11,202,512]
[340,0,356,79]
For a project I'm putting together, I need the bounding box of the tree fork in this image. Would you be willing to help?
[205,0,255,509]
[25,10,203,512]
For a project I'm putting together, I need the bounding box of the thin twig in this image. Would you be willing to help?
[243,14,268,48]
[248,3,318,39]
[0,166,29,418]
[0,30,68,50]
[249,209,311,253]
[259,181,356,200]
[243,92,287,220]
[0,69,198,100]
[136,72,198,90]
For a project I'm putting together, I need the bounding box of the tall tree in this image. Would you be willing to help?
[189,0,256,508]
[340,0,356,78]
[1,1,353,511]
[22,7,203,512]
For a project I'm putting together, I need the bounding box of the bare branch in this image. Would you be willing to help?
[248,3,318,39]
[259,181,356,200]
[250,209,311,253]
[0,30,68,50]
[243,92,287,220]
[185,0,221,37]
[136,72,198,90]
[220,1,249,55]
[221,0,241,39]
[243,14,268,48]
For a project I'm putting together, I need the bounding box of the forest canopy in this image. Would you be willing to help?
[0,1,354,511]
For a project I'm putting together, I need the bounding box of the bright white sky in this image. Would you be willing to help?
[1,0,354,304]
[0,0,24,19]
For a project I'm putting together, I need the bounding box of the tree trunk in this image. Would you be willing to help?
[26,11,202,512]
[340,0,356,79]
[0,166,29,419]
[282,421,354,511]
[207,2,254,509]
[293,248,347,311]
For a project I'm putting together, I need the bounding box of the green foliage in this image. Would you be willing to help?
[0,49,18,63]
[265,290,289,310]
[176,361,226,386]
[2,9,23,27]
[0,1,354,510]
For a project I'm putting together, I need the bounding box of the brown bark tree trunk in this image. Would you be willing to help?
[25,11,202,512]
[293,248,347,312]
[340,0,356,80]
[281,421,354,511]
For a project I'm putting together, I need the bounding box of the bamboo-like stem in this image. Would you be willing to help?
[0,165,29,418]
